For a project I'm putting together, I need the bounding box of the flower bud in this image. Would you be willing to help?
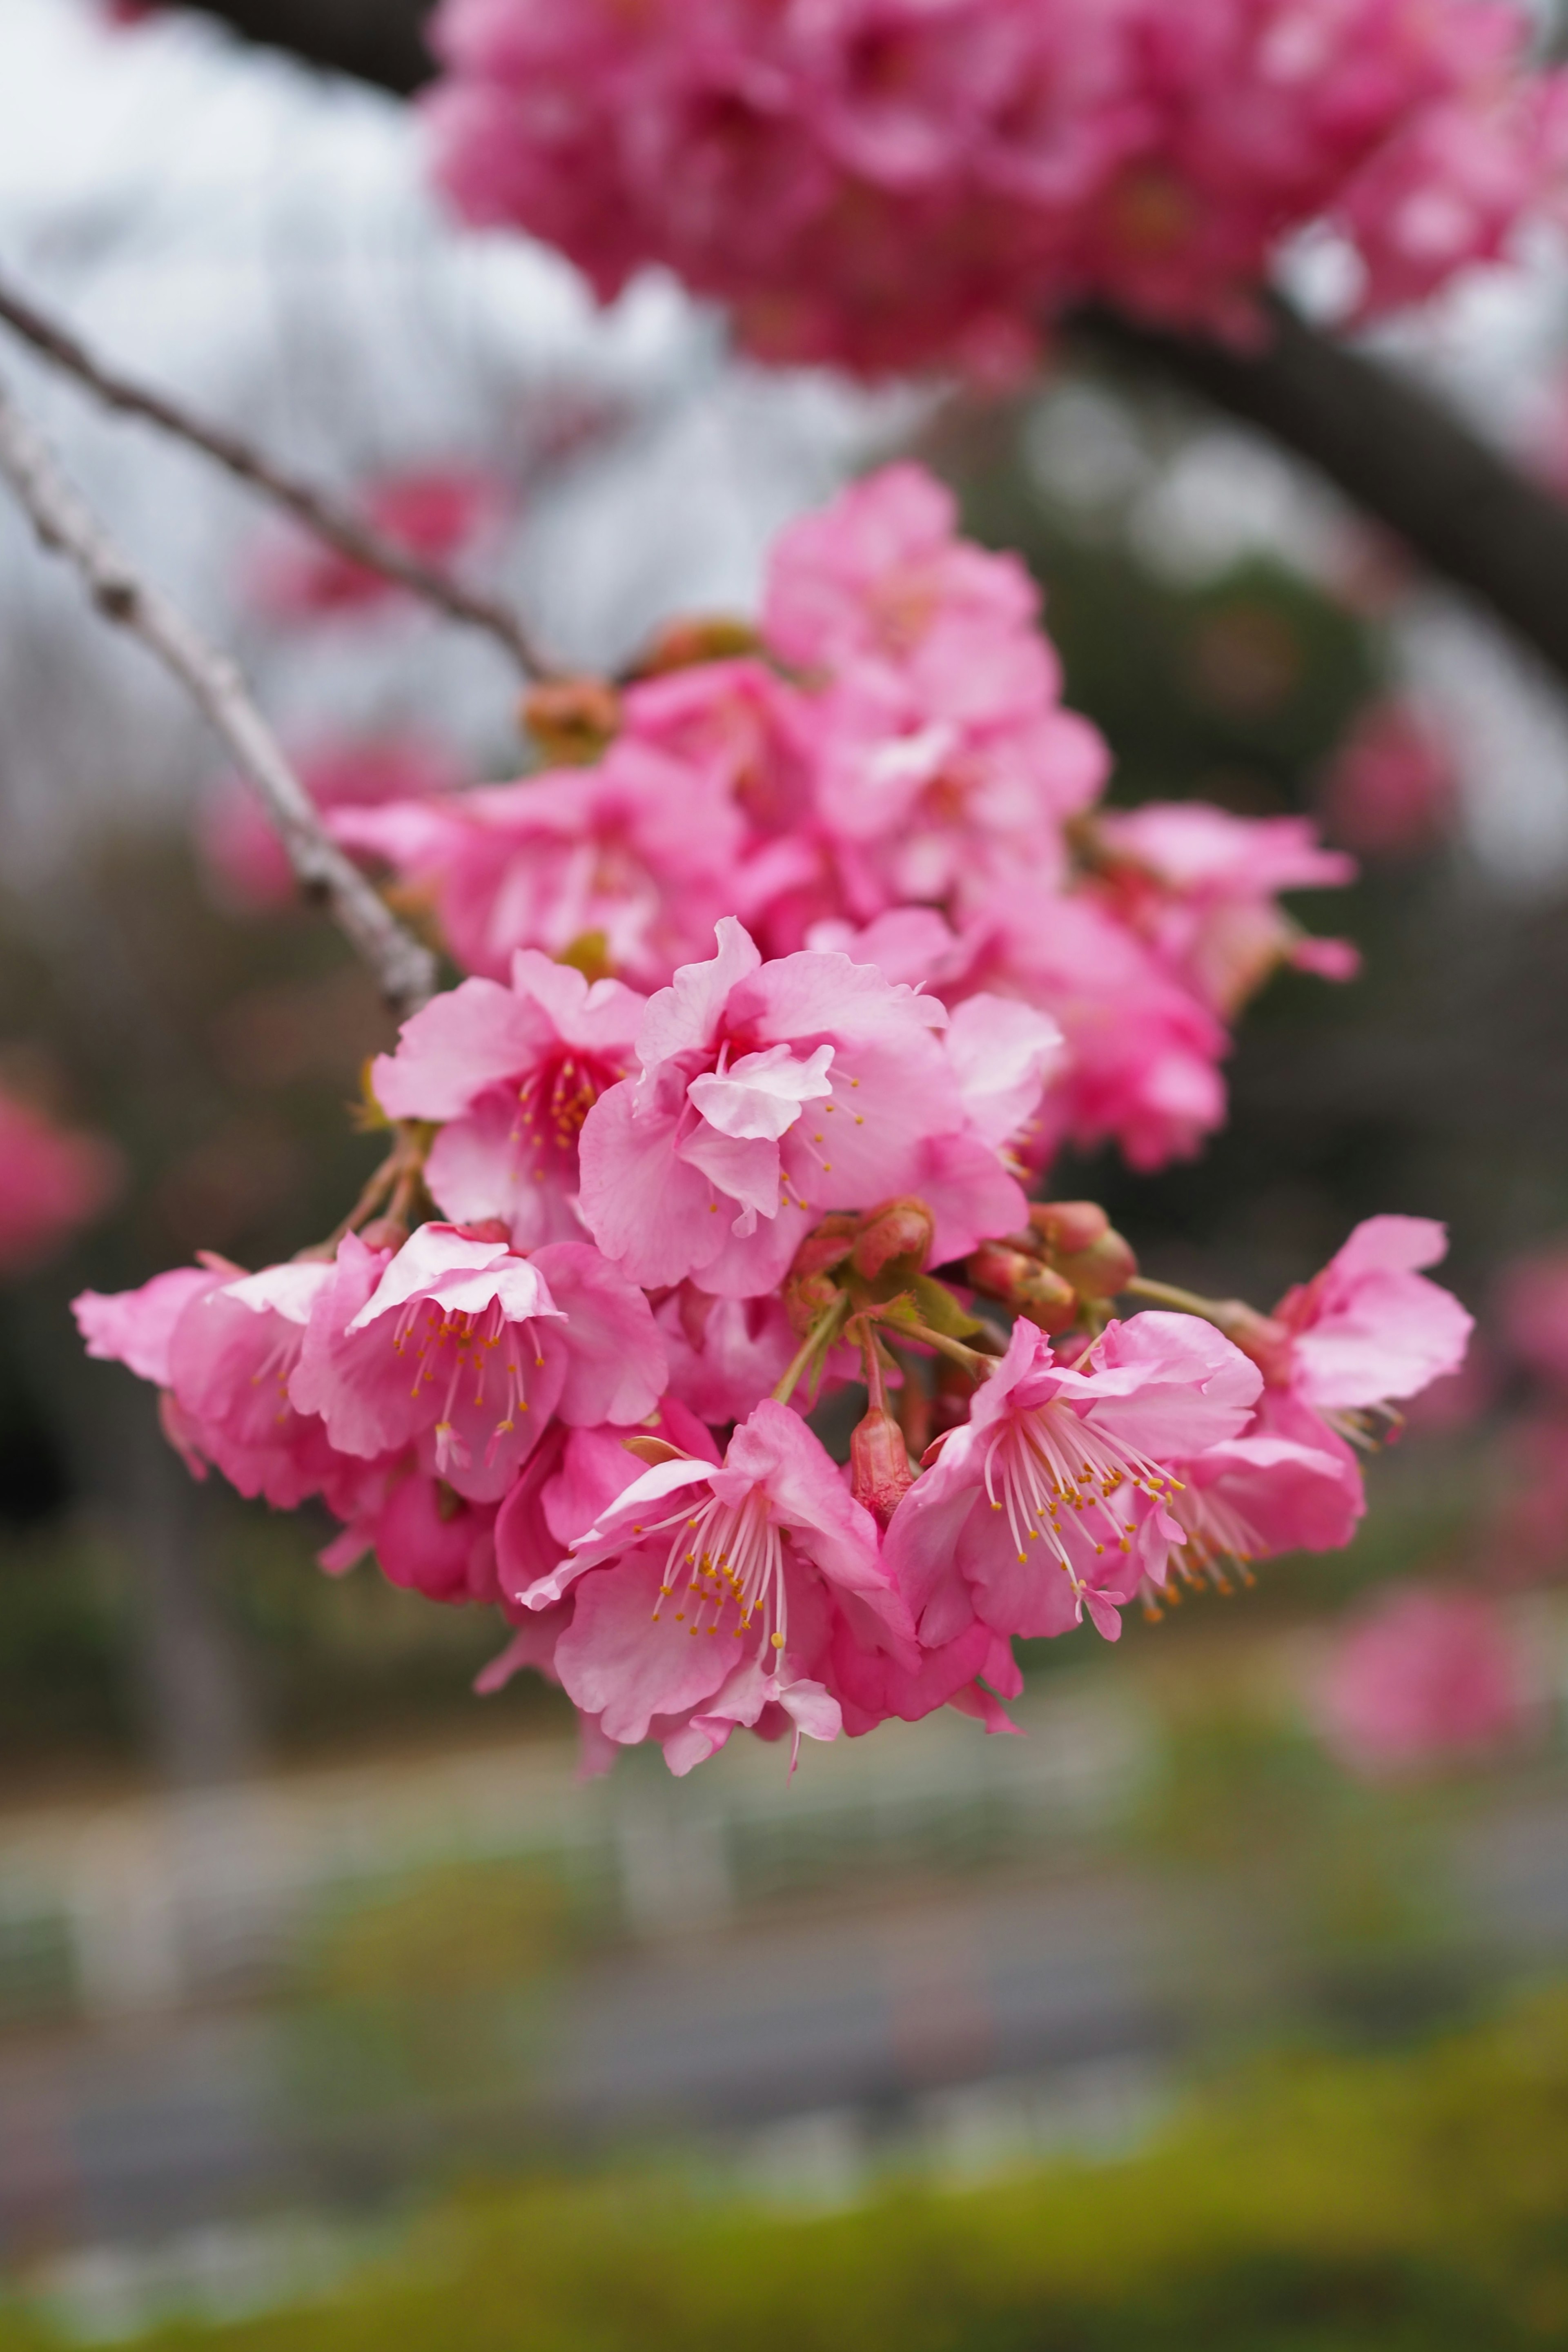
[520,677,621,765]
[850,1197,934,1283]
[634,615,764,675]
[968,1241,1078,1333]
[783,1268,840,1337]
[1029,1200,1109,1258]
[1055,1228,1138,1299]
[849,1406,915,1529]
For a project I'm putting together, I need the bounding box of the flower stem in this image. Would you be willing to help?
[772,1293,850,1408]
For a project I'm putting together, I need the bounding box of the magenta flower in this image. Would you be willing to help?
[372,951,647,1249]
[885,1310,1261,1648]
[513,1398,915,1774]
[321,1470,501,1607]
[290,1224,666,1504]
[578,917,1028,1296]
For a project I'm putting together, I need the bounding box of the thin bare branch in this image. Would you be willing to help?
[0,375,439,1022]
[0,272,558,680]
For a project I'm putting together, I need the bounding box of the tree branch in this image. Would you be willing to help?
[0,273,557,681]
[159,0,1568,693]
[1074,297,1568,684]
[0,376,439,1021]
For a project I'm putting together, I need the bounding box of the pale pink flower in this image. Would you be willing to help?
[0,1088,119,1274]
[330,739,745,988]
[76,1258,383,1514]
[1089,802,1358,1019]
[74,1264,217,1386]
[290,1224,666,1504]
[1319,697,1456,858]
[513,1397,915,1774]
[578,916,1029,1297]
[200,735,463,911]
[372,952,647,1248]
[248,464,505,620]
[1317,1582,1537,1777]
[885,1309,1261,1649]
[1262,1214,1474,1429]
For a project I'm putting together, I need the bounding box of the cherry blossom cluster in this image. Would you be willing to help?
[328,462,1358,1174]
[424,0,1568,378]
[72,897,1472,1777]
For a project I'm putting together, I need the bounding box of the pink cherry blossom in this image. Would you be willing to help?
[1089,802,1358,1019]
[321,1470,501,1606]
[512,1397,915,1774]
[885,1308,1261,1651]
[1142,1430,1365,1606]
[1317,1582,1537,1777]
[75,1258,384,1515]
[621,657,819,838]
[425,0,1566,378]
[1264,1215,1474,1423]
[653,1284,802,1425]
[961,888,1230,1173]
[248,464,505,620]
[200,734,463,911]
[0,1087,119,1274]
[578,916,1029,1297]
[330,739,746,989]
[1319,697,1456,858]
[372,951,647,1248]
[290,1224,665,1503]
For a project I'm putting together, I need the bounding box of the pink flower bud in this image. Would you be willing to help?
[850,1405,915,1529]
[850,1198,935,1283]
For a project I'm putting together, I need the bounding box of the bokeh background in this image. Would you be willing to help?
[4,2,1568,2343]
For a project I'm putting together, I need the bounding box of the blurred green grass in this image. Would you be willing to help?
[9,1981,1568,2350]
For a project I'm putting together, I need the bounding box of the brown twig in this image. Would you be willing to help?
[0,376,439,1021]
[0,272,558,680]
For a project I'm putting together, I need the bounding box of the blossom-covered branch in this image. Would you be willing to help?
[173,0,1568,696]
[0,377,439,1021]
[0,274,557,681]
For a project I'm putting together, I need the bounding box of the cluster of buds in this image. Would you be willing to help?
[968,1201,1138,1335]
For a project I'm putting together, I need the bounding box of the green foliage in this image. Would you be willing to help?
[15,1985,1568,2350]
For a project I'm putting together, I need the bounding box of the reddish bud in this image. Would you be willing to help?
[520,677,621,765]
[784,1268,840,1336]
[1029,1200,1109,1258]
[968,1241,1079,1333]
[1055,1229,1138,1299]
[849,1406,915,1529]
[634,615,763,675]
[850,1197,934,1283]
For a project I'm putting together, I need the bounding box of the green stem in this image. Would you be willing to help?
[772,1293,850,1408]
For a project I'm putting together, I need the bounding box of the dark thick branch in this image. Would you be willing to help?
[176,0,1568,692]
[1075,300,1568,681]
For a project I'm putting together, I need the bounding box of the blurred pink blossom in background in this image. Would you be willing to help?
[1319,1581,1539,1776]
[0,1083,120,1275]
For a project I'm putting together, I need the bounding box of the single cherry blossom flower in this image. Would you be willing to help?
[513,1397,916,1774]
[578,916,1028,1297]
[885,1309,1261,1648]
[290,1224,665,1504]
[372,951,647,1247]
